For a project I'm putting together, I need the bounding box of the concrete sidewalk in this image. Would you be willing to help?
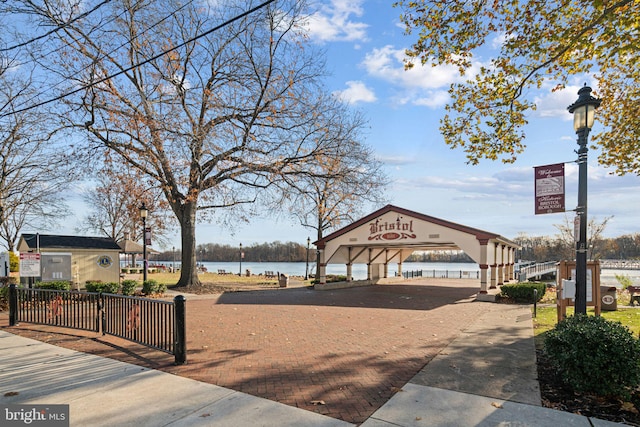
[361,304,622,426]
[0,331,350,426]
[0,303,625,426]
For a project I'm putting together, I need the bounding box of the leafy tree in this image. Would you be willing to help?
[11,0,354,288]
[394,0,639,174]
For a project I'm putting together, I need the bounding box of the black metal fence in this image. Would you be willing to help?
[8,285,186,365]
[403,269,480,279]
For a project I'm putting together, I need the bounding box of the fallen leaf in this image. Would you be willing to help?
[491,402,503,409]
[310,400,325,405]
[390,386,404,393]
[415,416,422,421]
[4,391,19,397]
[622,401,638,414]
[200,413,211,418]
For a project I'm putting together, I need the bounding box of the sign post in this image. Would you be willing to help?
[19,253,41,281]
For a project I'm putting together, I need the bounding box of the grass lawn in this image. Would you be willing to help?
[533,304,640,348]
[123,271,312,289]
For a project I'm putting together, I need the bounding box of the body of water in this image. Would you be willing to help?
[136,259,640,285]
[150,261,480,280]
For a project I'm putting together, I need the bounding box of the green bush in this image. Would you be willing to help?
[142,279,158,295]
[34,281,71,291]
[544,314,640,397]
[500,282,546,302]
[121,279,138,296]
[85,281,120,294]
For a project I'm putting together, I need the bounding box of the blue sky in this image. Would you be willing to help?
[64,0,640,249]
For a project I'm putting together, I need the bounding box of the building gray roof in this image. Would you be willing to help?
[19,234,121,251]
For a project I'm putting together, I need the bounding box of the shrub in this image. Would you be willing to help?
[34,281,71,291]
[500,282,546,302]
[121,280,138,296]
[85,281,120,294]
[0,276,18,286]
[142,279,159,295]
[544,314,640,397]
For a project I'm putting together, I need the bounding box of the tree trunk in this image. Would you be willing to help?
[176,201,200,289]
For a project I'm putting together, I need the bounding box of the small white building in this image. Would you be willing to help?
[18,234,122,287]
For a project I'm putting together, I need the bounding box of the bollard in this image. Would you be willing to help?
[174,295,187,365]
[9,284,18,326]
[533,288,538,318]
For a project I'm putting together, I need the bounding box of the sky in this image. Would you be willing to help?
[63,0,640,250]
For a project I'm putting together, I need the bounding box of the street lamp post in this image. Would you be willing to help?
[305,237,310,280]
[172,246,176,272]
[239,243,243,276]
[567,84,601,315]
[139,203,149,283]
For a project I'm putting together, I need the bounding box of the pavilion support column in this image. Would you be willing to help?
[490,242,498,289]
[480,264,489,294]
[490,264,497,289]
[497,244,506,286]
[479,239,489,294]
[383,263,388,279]
[346,263,353,282]
[506,247,515,281]
[397,261,403,278]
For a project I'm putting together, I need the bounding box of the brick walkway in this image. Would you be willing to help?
[1,280,491,424]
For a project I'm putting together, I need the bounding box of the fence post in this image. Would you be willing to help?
[9,284,17,326]
[174,295,187,365]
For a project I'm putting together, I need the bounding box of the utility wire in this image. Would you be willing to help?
[7,0,197,114]
[0,0,277,118]
[0,0,113,52]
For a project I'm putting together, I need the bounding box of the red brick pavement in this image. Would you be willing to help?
[1,280,492,425]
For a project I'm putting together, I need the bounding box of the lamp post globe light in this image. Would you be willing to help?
[567,84,601,315]
[239,243,243,276]
[139,203,149,282]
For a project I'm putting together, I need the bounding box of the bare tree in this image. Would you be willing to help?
[284,110,388,242]
[80,159,173,246]
[0,64,75,251]
[554,214,613,261]
[273,104,389,280]
[12,0,353,288]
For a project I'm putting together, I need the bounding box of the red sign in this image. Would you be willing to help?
[534,163,565,215]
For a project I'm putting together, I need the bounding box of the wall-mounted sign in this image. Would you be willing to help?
[368,216,416,241]
[97,255,114,268]
[534,163,565,215]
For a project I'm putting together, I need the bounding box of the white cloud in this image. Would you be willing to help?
[333,80,376,104]
[534,81,600,120]
[305,0,368,43]
[362,46,475,90]
[358,45,484,109]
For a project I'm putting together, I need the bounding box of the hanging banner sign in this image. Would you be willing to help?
[534,163,565,215]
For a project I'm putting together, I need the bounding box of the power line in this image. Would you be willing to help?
[0,0,113,53]
[6,0,197,115]
[0,0,277,119]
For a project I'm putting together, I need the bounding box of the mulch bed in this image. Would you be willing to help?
[537,349,640,425]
